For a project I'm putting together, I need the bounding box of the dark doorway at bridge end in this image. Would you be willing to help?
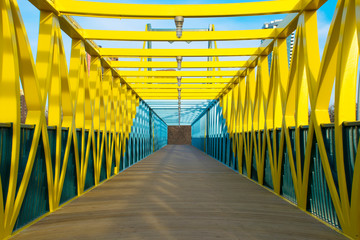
[168,126,191,145]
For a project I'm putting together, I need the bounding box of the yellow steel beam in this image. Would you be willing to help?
[135,89,221,93]
[130,84,227,89]
[28,0,327,108]
[58,0,302,18]
[139,93,218,96]
[20,3,144,100]
[84,29,277,41]
[142,96,216,100]
[124,77,232,83]
[100,48,263,57]
[111,61,247,69]
[119,70,239,77]
[216,0,327,96]
[243,0,327,68]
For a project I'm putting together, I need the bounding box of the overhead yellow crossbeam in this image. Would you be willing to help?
[84,29,277,41]
[130,84,227,89]
[215,1,328,96]
[119,70,239,77]
[142,96,216,100]
[27,0,327,108]
[139,93,218,97]
[135,88,221,93]
[111,61,247,69]
[124,77,232,83]
[58,0,302,18]
[100,48,263,57]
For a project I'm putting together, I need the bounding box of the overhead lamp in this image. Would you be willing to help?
[176,56,183,70]
[177,76,182,86]
[174,16,184,38]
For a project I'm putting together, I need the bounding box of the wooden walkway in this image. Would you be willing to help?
[12,145,347,240]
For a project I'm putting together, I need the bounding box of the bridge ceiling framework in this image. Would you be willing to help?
[26,0,317,126]
[0,0,360,239]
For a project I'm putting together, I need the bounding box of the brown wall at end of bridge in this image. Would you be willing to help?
[168,126,192,145]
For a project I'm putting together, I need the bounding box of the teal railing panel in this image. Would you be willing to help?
[14,126,49,231]
[59,128,77,205]
[84,130,95,191]
[0,99,167,234]
[192,101,237,172]
[191,102,357,231]
[0,124,14,214]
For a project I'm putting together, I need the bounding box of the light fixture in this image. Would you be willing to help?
[176,56,183,70]
[177,76,182,87]
[174,16,184,38]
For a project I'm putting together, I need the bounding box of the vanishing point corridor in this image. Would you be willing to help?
[12,145,345,240]
[1,0,360,239]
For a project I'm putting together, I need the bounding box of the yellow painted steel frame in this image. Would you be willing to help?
[217,2,360,239]
[84,29,278,42]
[57,0,306,18]
[124,78,233,83]
[0,1,139,238]
[1,0,360,239]
[111,61,247,69]
[100,47,263,58]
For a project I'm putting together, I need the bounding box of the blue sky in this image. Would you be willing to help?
[17,0,339,124]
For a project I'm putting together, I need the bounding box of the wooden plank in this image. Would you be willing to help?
[12,145,346,240]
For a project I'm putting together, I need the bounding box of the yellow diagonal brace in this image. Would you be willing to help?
[84,29,277,41]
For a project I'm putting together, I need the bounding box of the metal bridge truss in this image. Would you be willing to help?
[0,0,359,239]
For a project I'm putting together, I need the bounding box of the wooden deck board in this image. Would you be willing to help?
[12,145,347,240]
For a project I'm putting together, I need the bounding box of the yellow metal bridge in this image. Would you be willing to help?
[0,0,359,239]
